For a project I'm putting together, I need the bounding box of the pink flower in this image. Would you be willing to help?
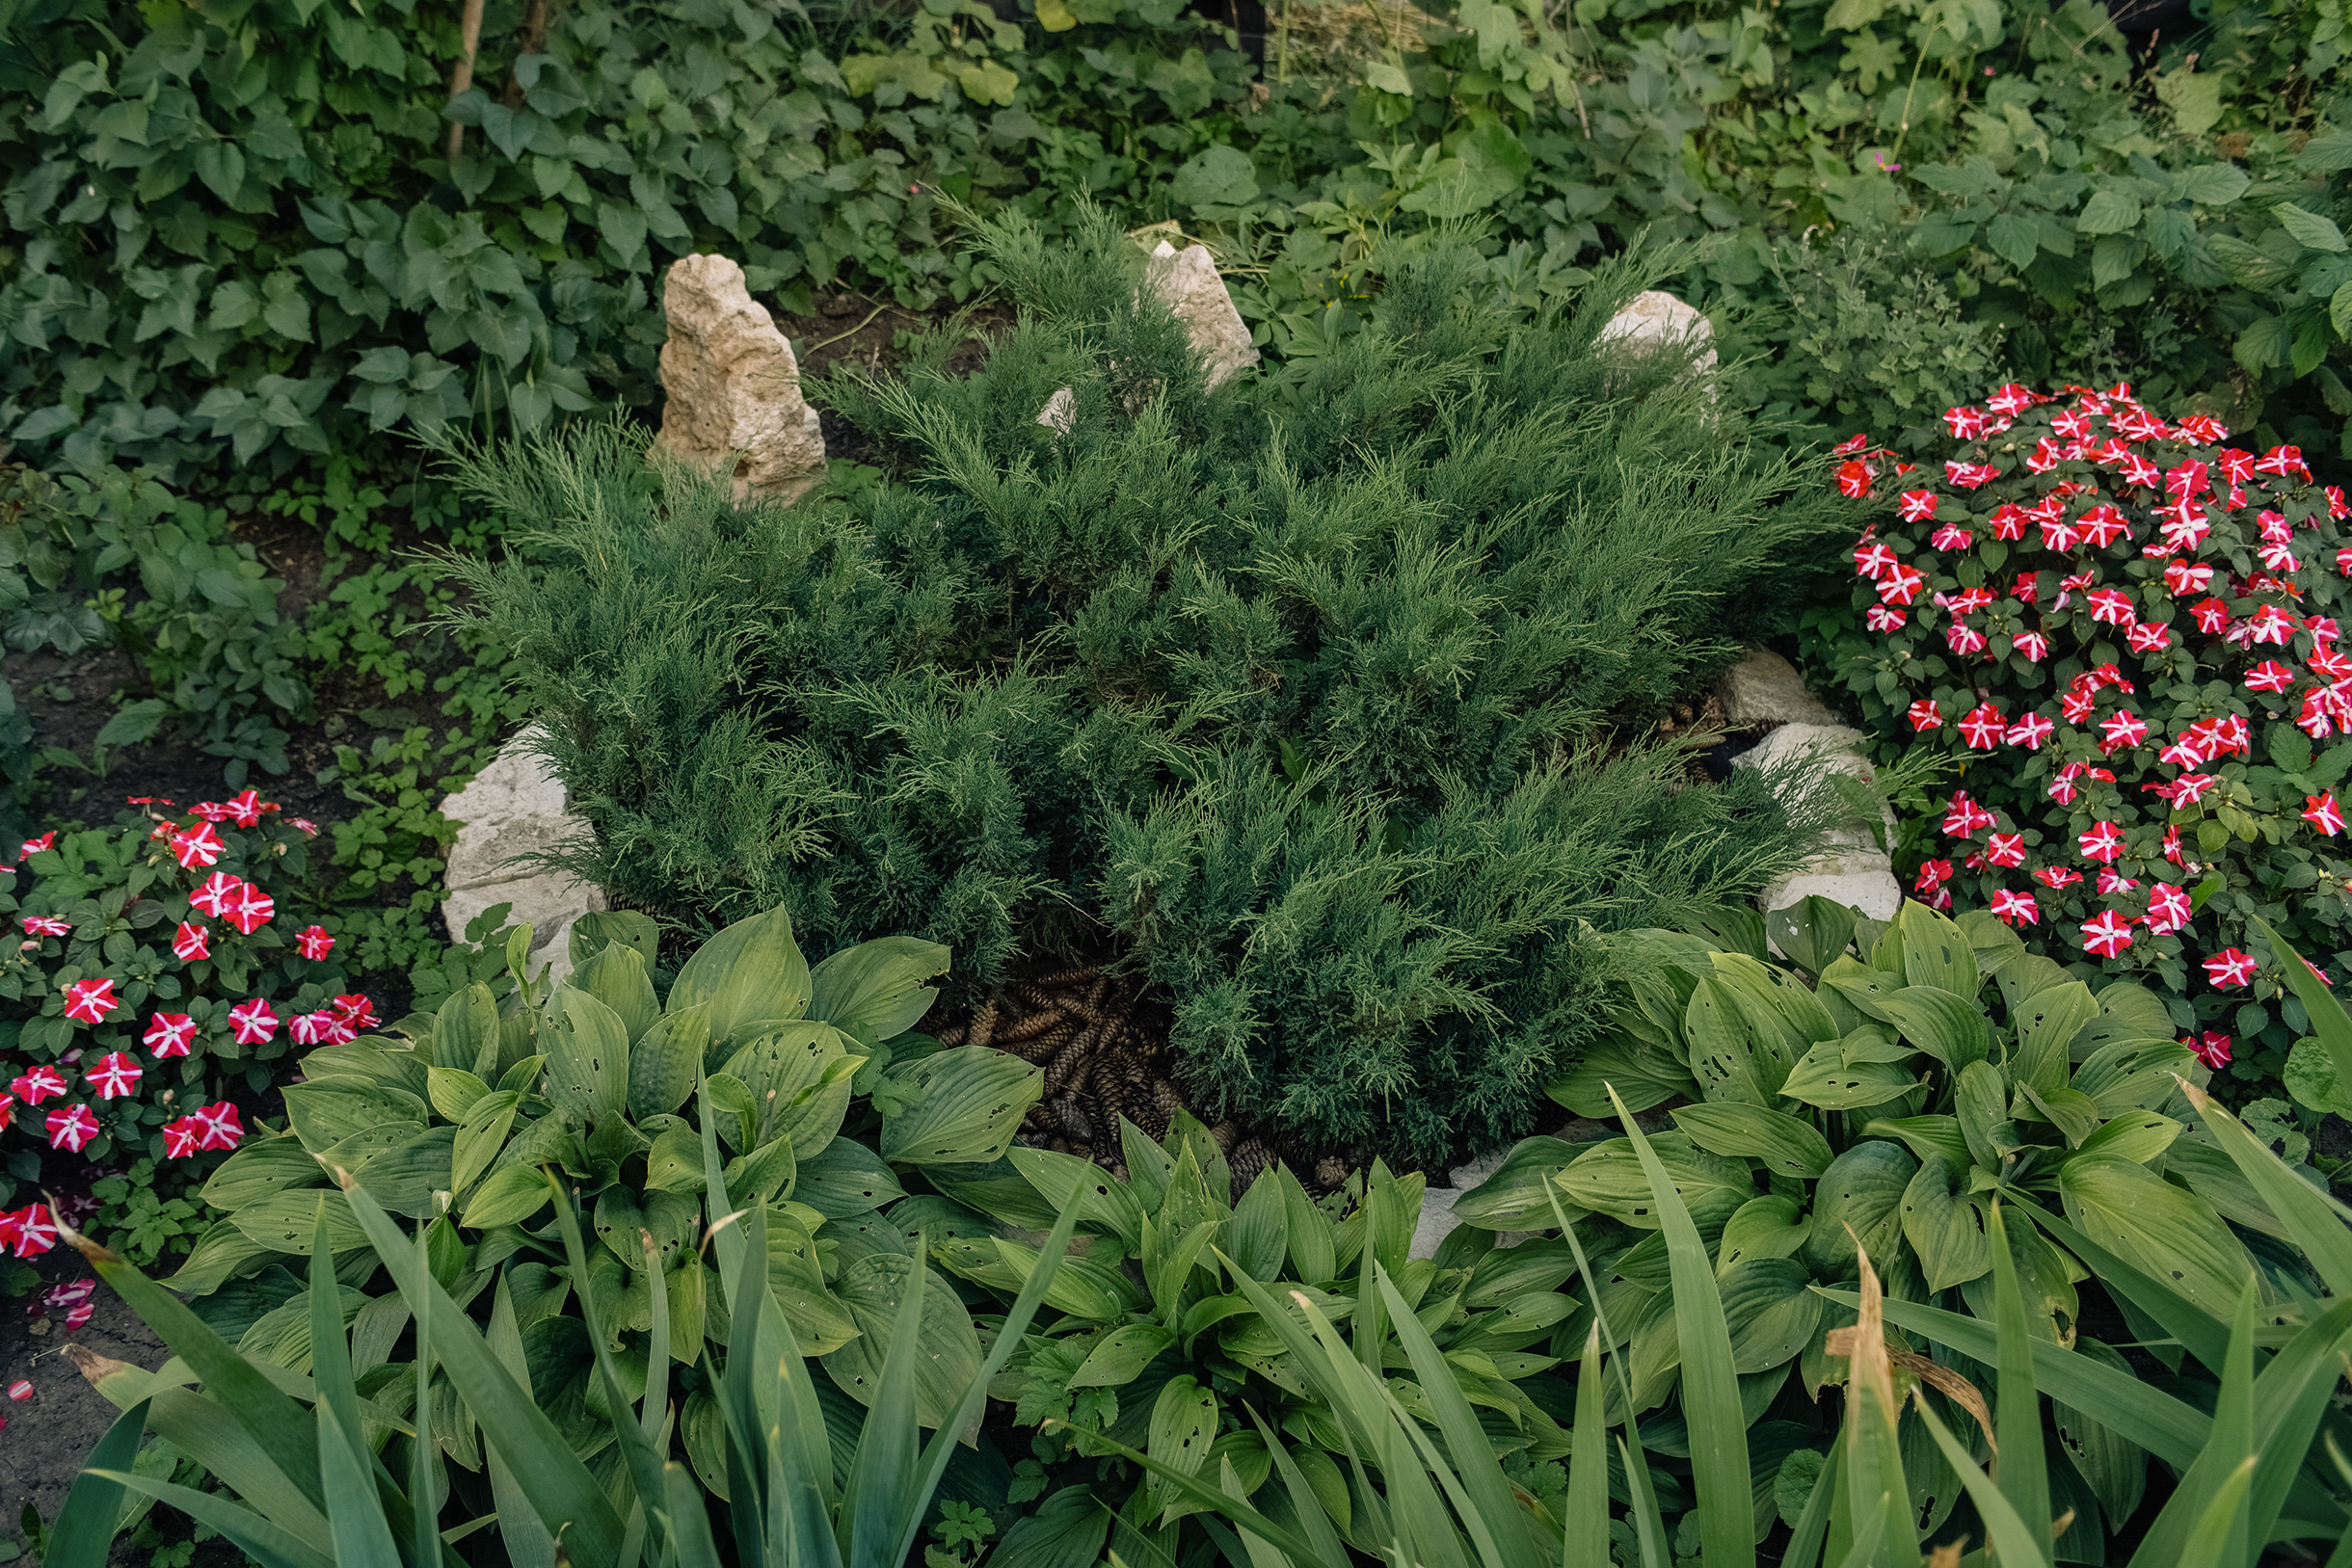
[226,998,279,1046]
[188,873,243,919]
[1897,490,1939,522]
[18,917,68,939]
[1855,541,1900,578]
[2247,604,2298,646]
[2259,541,2301,573]
[169,823,224,870]
[143,1012,197,1059]
[7,1381,29,1401]
[331,994,379,1029]
[1915,859,1955,892]
[2078,821,2127,864]
[1833,433,1872,456]
[2164,824,2185,864]
[1990,888,2039,926]
[17,833,54,861]
[295,925,334,961]
[223,884,274,936]
[1932,524,1976,551]
[45,1103,98,1153]
[2097,868,2141,895]
[223,789,273,828]
[1987,384,2036,415]
[1865,605,1907,632]
[1958,703,2007,750]
[1986,833,2026,867]
[2205,948,2258,988]
[1878,564,1927,606]
[2098,711,2149,754]
[188,801,233,823]
[2256,443,2310,480]
[2146,882,2193,935]
[2245,660,2297,694]
[10,1067,66,1105]
[2081,910,2135,958]
[2170,773,2219,807]
[1989,504,2030,541]
[2041,518,2082,551]
[2178,413,2231,443]
[2013,631,2050,663]
[161,1118,200,1158]
[1942,406,1986,439]
[171,922,209,962]
[2035,864,2084,890]
[288,1011,334,1047]
[2306,793,2346,837]
[2125,620,2175,655]
[2187,1031,2232,1070]
[291,818,319,837]
[1837,460,1876,498]
[1946,624,1988,656]
[1946,461,1999,490]
[1908,699,1943,731]
[84,1051,141,1100]
[60,978,120,1026]
[2163,560,2214,597]
[6,1206,55,1258]
[190,1102,243,1152]
[2077,505,2131,547]
[2189,598,2232,635]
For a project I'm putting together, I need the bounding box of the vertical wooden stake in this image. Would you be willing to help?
[445,0,487,160]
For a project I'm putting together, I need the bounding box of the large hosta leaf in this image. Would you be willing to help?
[543,987,628,1120]
[1800,1141,1915,1279]
[879,1047,1043,1167]
[1556,1133,1751,1233]
[668,903,811,1046]
[1899,1155,1991,1291]
[819,1254,982,1427]
[1718,1258,1822,1373]
[807,936,951,1040]
[2058,1156,2254,1318]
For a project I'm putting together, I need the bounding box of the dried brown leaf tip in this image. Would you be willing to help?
[63,1343,130,1388]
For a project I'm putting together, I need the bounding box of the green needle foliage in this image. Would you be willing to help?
[446,208,1846,1166]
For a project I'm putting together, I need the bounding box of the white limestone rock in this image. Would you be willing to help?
[652,253,826,502]
[1036,239,1261,428]
[1733,721,1901,922]
[439,727,606,981]
[1596,288,1718,377]
[1716,648,1834,728]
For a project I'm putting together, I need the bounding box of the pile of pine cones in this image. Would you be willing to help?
[927,962,1347,1197]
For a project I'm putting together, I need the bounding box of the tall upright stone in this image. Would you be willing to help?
[652,253,826,502]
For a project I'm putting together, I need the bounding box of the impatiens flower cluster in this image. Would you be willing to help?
[3,795,358,1178]
[1836,385,2351,1040]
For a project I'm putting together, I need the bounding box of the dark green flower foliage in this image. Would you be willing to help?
[446,212,1845,1167]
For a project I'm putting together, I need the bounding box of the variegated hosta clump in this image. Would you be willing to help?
[1491,895,2327,1555]
[176,902,1047,1463]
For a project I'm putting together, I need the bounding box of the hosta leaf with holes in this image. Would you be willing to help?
[879,1048,1043,1167]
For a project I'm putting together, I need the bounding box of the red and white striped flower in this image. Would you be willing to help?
[189,873,243,919]
[2145,882,2193,935]
[2078,821,2126,863]
[2080,910,2135,958]
[84,1051,141,1100]
[2187,1030,2232,1069]
[190,1102,244,1152]
[2305,792,2346,837]
[1990,888,2039,926]
[2205,948,2258,988]
[224,883,275,936]
[1958,704,2006,750]
[1907,699,1943,731]
[2245,660,2297,694]
[10,1066,66,1105]
[171,922,209,962]
[1985,833,2025,867]
[169,822,224,870]
[45,1103,98,1153]
[226,998,279,1046]
[18,916,68,938]
[144,1012,197,1059]
[295,925,334,961]
[61,978,120,1025]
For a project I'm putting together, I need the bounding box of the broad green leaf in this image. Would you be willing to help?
[1900,1155,1991,1290]
[2252,916,2352,1122]
[1717,1258,1822,1373]
[567,942,657,1045]
[793,1136,909,1218]
[879,1047,1043,1166]
[807,935,950,1039]
[1716,1194,1808,1272]
[819,1254,983,1427]
[2275,202,2348,253]
[1451,1136,1590,1230]
[1142,1375,1220,1520]
[1557,1132,1751,1232]
[1778,1028,1921,1110]
[1670,1102,1832,1178]
[627,1002,708,1120]
[2013,982,2098,1096]
[1874,986,1991,1069]
[1897,900,1979,997]
[666,902,811,1045]
[1685,973,1770,1106]
[2057,1156,2254,1319]
[542,987,628,1120]
[1009,1145,1148,1249]
[280,1081,427,1156]
[1070,1322,1176,1388]
[1800,1142,1915,1279]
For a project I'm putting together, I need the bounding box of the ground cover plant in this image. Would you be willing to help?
[1818,378,2352,1094]
[442,208,1846,1169]
[40,889,2352,1567]
[0,788,371,1289]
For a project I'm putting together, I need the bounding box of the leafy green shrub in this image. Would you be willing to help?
[0,792,357,1280]
[1478,895,2339,1560]
[0,0,1263,477]
[446,213,1842,1167]
[0,463,309,790]
[1824,381,2352,1083]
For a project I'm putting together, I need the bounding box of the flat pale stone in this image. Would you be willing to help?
[439,726,608,961]
[1597,289,1718,376]
[1734,721,1901,923]
[1715,649,1833,727]
[652,253,826,502]
[1147,240,1259,392]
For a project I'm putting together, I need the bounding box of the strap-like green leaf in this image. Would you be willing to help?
[88,1471,336,1568]
[316,1399,403,1568]
[1988,1205,2052,1562]
[1563,1321,1608,1568]
[44,1397,152,1568]
[1911,1396,2051,1568]
[1607,1084,1752,1568]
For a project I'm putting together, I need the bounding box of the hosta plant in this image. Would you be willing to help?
[1475,896,2332,1558]
[0,794,355,1273]
[921,1118,1584,1563]
[178,900,1049,1463]
[1828,383,2352,1079]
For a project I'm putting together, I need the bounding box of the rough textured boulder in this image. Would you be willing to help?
[652,253,826,501]
[1035,239,1260,431]
[1734,720,1902,922]
[1596,288,1718,377]
[1715,647,1834,727]
[1147,239,1258,391]
[439,727,605,982]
